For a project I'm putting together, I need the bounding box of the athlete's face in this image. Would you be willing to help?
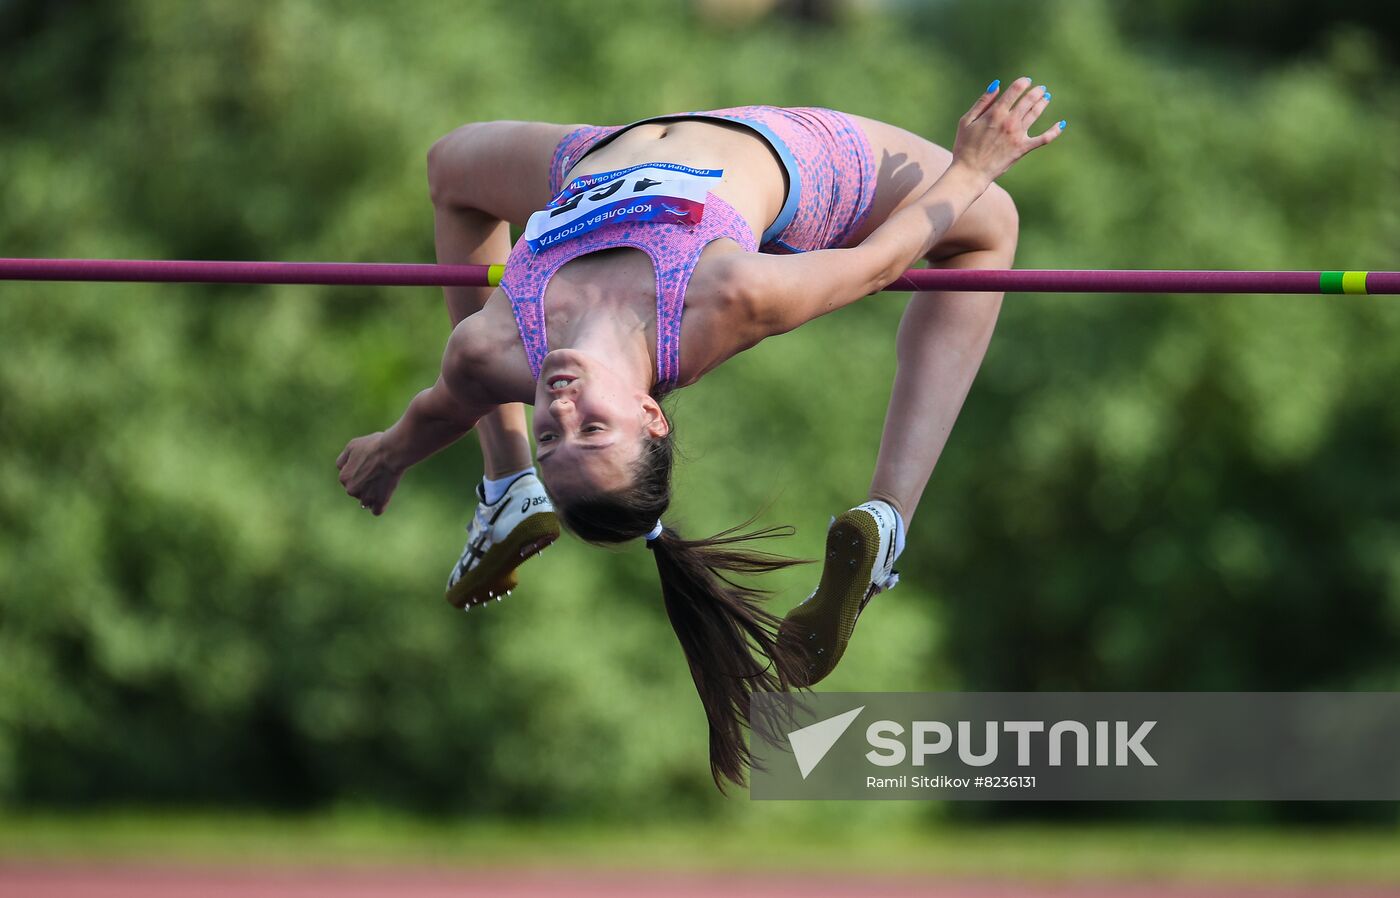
[532,349,669,499]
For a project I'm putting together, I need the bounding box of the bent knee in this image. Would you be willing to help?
[426,121,495,206]
[981,183,1019,240]
[931,182,1019,262]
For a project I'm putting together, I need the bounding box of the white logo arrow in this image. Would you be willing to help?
[788,706,865,779]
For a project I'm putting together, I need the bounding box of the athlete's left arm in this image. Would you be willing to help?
[336,322,502,515]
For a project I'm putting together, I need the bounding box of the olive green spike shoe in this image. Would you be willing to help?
[779,500,900,687]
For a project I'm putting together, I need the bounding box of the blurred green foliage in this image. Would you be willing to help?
[1,0,1398,823]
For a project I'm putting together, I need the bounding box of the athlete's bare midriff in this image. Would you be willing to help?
[559,118,790,246]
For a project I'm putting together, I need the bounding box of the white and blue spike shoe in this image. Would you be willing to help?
[779,500,900,686]
[445,472,559,611]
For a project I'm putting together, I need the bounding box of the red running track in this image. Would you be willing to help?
[1,866,1397,898]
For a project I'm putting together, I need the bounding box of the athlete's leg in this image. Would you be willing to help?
[428,120,577,476]
[780,116,1016,684]
[867,211,1014,526]
[428,120,578,608]
[843,116,1018,528]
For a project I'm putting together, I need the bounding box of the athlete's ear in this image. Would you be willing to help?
[641,395,670,439]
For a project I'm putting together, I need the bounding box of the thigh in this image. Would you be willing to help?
[842,114,1012,260]
[428,120,582,225]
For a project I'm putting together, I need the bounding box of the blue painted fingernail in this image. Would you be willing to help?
[1058,119,1067,129]
[986,79,1000,93]
[1044,91,1052,101]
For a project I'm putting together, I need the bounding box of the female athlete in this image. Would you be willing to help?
[337,78,1062,786]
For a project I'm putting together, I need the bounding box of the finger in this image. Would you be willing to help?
[992,75,1034,115]
[1030,119,1067,149]
[962,79,1002,123]
[1011,83,1047,122]
[336,445,350,468]
[1021,90,1051,128]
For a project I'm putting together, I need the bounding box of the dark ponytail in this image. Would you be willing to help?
[646,523,809,787]
[554,429,810,788]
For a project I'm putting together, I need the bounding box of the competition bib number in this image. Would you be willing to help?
[523,162,723,253]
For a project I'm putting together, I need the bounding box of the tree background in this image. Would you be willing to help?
[2,0,1398,826]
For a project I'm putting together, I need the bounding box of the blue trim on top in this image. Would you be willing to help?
[724,116,800,246]
[571,111,801,248]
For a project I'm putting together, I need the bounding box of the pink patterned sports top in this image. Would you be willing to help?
[499,180,758,392]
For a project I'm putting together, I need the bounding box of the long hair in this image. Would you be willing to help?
[553,425,810,788]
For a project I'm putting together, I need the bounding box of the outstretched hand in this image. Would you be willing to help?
[952,76,1064,184]
[336,431,404,516]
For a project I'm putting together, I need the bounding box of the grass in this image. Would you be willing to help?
[1,811,1399,884]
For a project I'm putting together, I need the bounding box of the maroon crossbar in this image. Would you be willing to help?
[2,258,1397,294]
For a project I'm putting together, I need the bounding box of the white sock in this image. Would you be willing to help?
[856,499,908,562]
[481,466,535,504]
[880,501,907,561]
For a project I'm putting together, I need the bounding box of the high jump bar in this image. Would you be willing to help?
[1,258,1396,294]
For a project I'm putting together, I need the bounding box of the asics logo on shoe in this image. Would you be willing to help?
[520,495,549,514]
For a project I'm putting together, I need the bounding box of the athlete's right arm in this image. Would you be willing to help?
[722,163,992,338]
[726,78,1060,339]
